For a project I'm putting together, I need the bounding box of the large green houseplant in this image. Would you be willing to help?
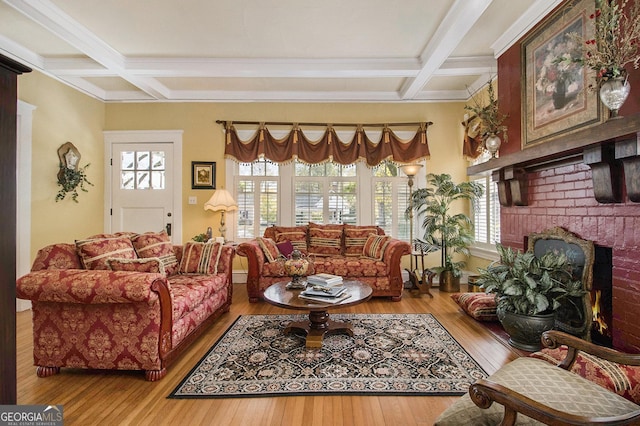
[477,244,586,350]
[411,173,483,292]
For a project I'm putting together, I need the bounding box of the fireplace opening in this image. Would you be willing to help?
[591,246,613,347]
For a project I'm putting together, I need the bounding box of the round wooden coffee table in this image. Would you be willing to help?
[263,280,373,348]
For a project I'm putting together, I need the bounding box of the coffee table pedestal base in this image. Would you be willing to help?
[284,310,353,348]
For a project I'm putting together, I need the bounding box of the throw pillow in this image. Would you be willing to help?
[450,292,498,322]
[130,230,179,275]
[274,225,308,255]
[76,236,137,270]
[308,222,343,257]
[276,240,295,258]
[362,234,391,261]
[31,243,83,271]
[107,257,166,275]
[530,346,640,405]
[344,225,380,257]
[257,237,281,263]
[179,241,222,274]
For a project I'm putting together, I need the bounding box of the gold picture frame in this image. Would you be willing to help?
[522,0,605,148]
[191,161,216,189]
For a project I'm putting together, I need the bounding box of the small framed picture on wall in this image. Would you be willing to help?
[191,161,216,189]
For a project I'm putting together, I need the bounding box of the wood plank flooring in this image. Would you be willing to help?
[16,283,520,425]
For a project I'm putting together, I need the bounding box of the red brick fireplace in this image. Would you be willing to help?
[500,161,640,353]
[480,0,640,353]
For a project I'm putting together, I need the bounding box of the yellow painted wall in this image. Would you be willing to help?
[18,70,478,272]
[18,71,106,258]
[104,101,471,255]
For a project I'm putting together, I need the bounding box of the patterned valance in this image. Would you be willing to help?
[222,121,432,167]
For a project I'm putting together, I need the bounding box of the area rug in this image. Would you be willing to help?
[169,314,488,398]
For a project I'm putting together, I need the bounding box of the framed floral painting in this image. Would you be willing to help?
[522,0,605,147]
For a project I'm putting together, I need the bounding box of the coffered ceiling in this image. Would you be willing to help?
[0,0,562,102]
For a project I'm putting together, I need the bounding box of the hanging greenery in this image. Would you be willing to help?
[56,163,93,202]
[464,80,508,144]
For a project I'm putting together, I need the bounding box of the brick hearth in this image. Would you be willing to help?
[500,161,640,353]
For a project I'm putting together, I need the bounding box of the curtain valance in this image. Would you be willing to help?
[222,121,432,167]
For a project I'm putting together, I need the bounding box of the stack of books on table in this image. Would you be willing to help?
[299,274,349,304]
[306,273,343,287]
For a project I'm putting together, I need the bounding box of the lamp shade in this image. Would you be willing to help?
[400,163,423,177]
[204,189,238,212]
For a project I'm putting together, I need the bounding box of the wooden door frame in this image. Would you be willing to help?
[103,130,183,243]
[1,54,31,405]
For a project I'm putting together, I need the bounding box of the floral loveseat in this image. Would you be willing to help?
[16,231,234,381]
[237,223,410,302]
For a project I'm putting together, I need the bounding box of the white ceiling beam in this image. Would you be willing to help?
[0,34,45,70]
[399,0,494,100]
[59,76,108,100]
[433,56,496,76]
[4,0,169,99]
[169,90,405,102]
[124,57,421,78]
[44,58,111,76]
[45,55,496,79]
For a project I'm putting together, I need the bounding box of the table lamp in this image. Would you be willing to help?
[204,188,238,243]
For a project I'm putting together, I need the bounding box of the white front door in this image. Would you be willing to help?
[104,131,183,243]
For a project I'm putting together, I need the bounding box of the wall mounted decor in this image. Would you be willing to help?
[522,0,605,148]
[56,142,93,202]
[191,161,216,189]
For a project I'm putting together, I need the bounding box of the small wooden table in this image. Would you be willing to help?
[263,280,373,348]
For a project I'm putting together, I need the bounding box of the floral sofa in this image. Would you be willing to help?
[237,223,410,302]
[16,231,234,381]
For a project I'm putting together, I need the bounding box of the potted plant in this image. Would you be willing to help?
[56,163,93,202]
[410,173,483,292]
[476,244,586,351]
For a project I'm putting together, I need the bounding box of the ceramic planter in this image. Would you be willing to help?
[497,308,555,351]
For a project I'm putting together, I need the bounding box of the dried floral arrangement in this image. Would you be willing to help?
[560,0,640,88]
[464,80,508,143]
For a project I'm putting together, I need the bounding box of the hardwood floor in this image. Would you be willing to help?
[16,283,520,425]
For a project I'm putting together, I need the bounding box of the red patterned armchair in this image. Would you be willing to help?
[237,223,410,302]
[16,232,234,381]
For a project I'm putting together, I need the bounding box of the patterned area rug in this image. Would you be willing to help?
[169,313,487,398]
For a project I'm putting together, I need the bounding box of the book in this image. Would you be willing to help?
[299,291,351,304]
[301,286,346,298]
[306,273,343,287]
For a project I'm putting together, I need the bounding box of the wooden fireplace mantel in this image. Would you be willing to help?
[467,113,640,206]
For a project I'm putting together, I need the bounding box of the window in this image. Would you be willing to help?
[227,158,423,241]
[236,159,279,239]
[471,175,500,256]
[294,162,357,225]
[372,162,410,240]
[120,151,165,190]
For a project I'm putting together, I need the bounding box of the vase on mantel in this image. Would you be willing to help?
[599,76,631,118]
[484,133,501,158]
